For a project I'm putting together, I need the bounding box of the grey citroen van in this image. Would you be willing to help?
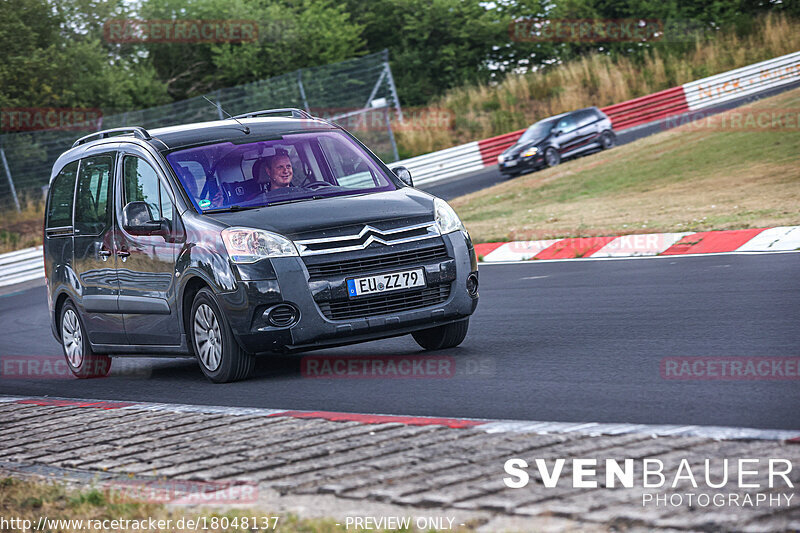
[43,109,479,382]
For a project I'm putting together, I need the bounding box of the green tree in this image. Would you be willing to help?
[137,0,365,100]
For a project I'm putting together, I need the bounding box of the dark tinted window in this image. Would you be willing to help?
[123,156,175,225]
[75,154,115,234]
[575,110,597,127]
[556,116,577,133]
[46,161,78,228]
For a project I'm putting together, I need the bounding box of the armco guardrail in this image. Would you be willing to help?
[683,50,800,110]
[402,50,800,185]
[0,246,44,288]
[398,141,484,186]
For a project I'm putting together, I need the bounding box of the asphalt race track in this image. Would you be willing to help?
[0,254,798,430]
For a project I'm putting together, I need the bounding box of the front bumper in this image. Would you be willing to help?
[499,155,544,174]
[217,231,479,353]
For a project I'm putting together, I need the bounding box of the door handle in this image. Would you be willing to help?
[117,249,130,261]
[98,249,112,261]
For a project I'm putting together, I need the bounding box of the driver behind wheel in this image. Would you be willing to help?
[258,149,294,191]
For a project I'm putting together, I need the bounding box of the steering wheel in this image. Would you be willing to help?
[304,180,334,190]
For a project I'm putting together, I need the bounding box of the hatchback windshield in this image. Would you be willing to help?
[518,117,559,144]
[166,130,398,212]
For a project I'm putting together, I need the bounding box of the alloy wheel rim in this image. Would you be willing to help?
[194,303,222,371]
[547,150,557,165]
[62,309,83,368]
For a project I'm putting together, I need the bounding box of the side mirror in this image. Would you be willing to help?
[392,166,413,187]
[122,201,168,238]
[552,129,562,136]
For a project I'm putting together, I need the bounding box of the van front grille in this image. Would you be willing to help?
[318,284,451,321]
[304,244,449,279]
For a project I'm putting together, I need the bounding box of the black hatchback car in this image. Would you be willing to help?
[44,109,479,382]
[498,107,615,177]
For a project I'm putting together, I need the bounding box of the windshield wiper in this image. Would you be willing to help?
[202,205,263,214]
[267,195,328,206]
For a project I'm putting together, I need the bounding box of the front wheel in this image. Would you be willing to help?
[412,319,469,351]
[191,288,255,383]
[60,301,111,378]
[544,148,561,167]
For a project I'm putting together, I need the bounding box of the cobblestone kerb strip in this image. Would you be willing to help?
[0,397,798,532]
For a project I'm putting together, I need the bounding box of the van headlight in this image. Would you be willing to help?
[434,198,466,235]
[221,227,298,263]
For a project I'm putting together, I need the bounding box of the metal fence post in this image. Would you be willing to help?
[297,70,310,112]
[0,143,21,212]
[382,49,403,122]
[215,90,224,120]
[384,108,399,163]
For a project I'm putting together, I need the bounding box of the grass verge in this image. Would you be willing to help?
[452,87,800,243]
[0,476,473,533]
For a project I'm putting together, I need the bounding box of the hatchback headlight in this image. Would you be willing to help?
[221,227,298,263]
[434,198,466,235]
[497,153,505,163]
[522,147,539,158]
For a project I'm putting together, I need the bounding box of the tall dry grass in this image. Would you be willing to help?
[396,14,800,155]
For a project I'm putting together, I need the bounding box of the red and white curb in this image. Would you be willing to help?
[475,226,800,263]
[2,395,797,442]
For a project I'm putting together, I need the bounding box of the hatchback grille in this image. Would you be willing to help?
[305,244,449,279]
[318,284,451,321]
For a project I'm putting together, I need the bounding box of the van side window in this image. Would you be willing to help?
[75,154,115,234]
[47,161,79,228]
[123,155,174,224]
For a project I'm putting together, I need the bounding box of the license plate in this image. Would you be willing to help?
[504,160,518,167]
[347,269,425,298]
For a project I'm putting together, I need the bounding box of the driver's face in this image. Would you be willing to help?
[269,155,293,188]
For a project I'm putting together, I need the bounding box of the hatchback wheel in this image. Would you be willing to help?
[60,301,111,378]
[545,148,561,167]
[600,130,616,149]
[191,288,254,383]
[412,319,470,351]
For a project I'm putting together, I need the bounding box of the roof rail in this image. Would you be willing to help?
[72,127,151,148]
[233,108,314,120]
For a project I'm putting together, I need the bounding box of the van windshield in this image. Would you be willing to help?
[165,131,398,212]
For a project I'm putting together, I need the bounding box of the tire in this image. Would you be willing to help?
[544,148,561,167]
[60,300,111,379]
[191,288,254,383]
[412,319,470,351]
[600,130,616,149]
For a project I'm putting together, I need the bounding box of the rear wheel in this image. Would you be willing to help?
[544,148,561,167]
[60,301,111,378]
[412,319,470,351]
[191,288,254,383]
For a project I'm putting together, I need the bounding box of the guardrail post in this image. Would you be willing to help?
[0,143,21,212]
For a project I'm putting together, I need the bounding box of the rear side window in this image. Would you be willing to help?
[576,110,596,127]
[47,162,79,228]
[75,154,115,235]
